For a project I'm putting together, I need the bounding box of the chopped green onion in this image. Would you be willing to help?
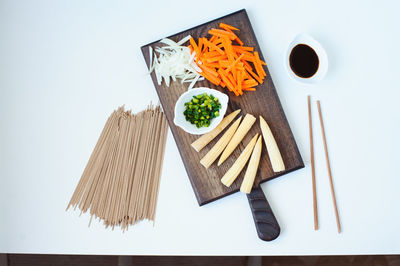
[183,93,222,128]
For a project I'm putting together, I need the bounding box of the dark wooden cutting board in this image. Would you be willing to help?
[141,9,304,206]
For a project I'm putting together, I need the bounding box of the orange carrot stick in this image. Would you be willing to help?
[212,38,224,46]
[254,52,266,77]
[201,71,220,86]
[190,37,199,56]
[198,38,203,54]
[203,51,221,58]
[208,35,216,45]
[234,37,244,46]
[243,83,258,89]
[225,54,244,73]
[241,53,256,62]
[221,27,244,45]
[242,79,258,87]
[244,65,263,84]
[243,71,251,79]
[241,60,253,71]
[219,60,231,68]
[204,39,225,55]
[237,68,243,94]
[221,37,235,62]
[218,70,236,93]
[201,38,208,53]
[232,45,254,52]
[203,62,220,68]
[205,55,228,63]
[227,72,236,87]
[233,49,254,58]
[232,67,237,81]
[208,28,237,40]
[200,65,219,78]
[219,22,239,31]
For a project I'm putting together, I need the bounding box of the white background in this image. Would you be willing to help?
[1,0,400,255]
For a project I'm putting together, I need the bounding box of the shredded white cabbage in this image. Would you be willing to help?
[149,35,202,90]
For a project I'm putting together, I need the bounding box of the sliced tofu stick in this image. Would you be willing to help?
[259,116,285,172]
[218,113,256,166]
[191,109,241,152]
[240,135,262,193]
[200,116,242,169]
[221,133,258,187]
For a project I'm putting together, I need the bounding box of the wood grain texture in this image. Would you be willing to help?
[141,9,304,206]
[247,186,280,241]
[7,255,118,266]
[130,256,248,266]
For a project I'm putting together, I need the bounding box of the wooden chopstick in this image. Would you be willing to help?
[316,100,341,233]
[308,96,318,230]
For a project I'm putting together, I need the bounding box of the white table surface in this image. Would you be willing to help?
[1,0,400,256]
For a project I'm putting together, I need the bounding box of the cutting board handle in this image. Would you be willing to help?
[246,186,280,241]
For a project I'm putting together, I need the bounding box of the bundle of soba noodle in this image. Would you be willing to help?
[66,104,168,231]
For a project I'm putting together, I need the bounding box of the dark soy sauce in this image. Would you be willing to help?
[289,44,319,78]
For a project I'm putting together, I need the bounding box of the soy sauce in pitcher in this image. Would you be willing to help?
[289,44,319,78]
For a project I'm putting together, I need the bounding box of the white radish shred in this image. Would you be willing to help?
[148,46,156,73]
[188,73,201,90]
[177,35,192,45]
[183,76,204,83]
[149,35,202,89]
[149,46,153,69]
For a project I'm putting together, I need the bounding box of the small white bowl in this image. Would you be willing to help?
[285,33,328,84]
[174,87,229,135]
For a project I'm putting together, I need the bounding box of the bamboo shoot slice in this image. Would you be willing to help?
[200,116,242,169]
[240,135,262,193]
[221,134,258,187]
[218,113,256,166]
[191,109,241,152]
[259,116,285,172]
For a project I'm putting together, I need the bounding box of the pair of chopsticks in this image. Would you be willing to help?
[307,95,341,233]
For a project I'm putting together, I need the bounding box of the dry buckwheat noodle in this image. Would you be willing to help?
[66,104,168,231]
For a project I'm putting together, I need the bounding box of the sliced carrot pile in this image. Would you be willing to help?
[189,22,267,96]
